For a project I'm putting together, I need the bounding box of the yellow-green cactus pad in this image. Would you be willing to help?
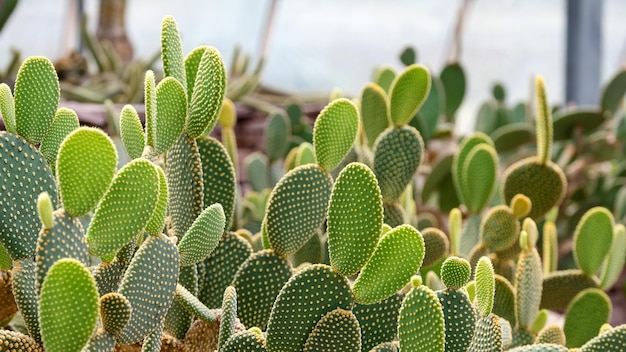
[119,104,145,159]
[492,123,535,153]
[86,159,159,257]
[0,83,15,133]
[312,98,359,171]
[541,269,599,310]
[14,56,59,144]
[534,76,552,164]
[222,330,267,352]
[493,274,516,327]
[232,250,292,330]
[35,209,89,294]
[452,133,493,209]
[164,264,197,339]
[502,158,566,220]
[166,133,204,239]
[144,70,156,147]
[57,127,117,217]
[388,64,431,126]
[184,46,207,102]
[99,292,131,335]
[265,111,290,161]
[421,227,449,268]
[178,203,225,266]
[481,205,520,252]
[578,324,626,352]
[160,15,186,87]
[266,264,353,352]
[353,224,424,304]
[515,247,543,330]
[40,108,79,172]
[303,308,361,352]
[145,166,168,236]
[436,287,476,352]
[535,324,566,346]
[373,126,424,202]
[0,132,57,259]
[265,164,333,256]
[155,77,187,155]
[0,244,11,270]
[296,142,317,166]
[353,292,403,351]
[361,83,390,147]
[197,136,237,228]
[600,224,626,289]
[440,63,466,118]
[440,256,471,290]
[217,286,238,351]
[82,330,115,352]
[398,283,445,352]
[573,207,614,276]
[39,259,99,352]
[328,162,383,276]
[11,259,41,341]
[188,46,226,138]
[174,283,216,323]
[0,330,43,351]
[467,314,502,352]
[383,202,405,227]
[117,234,180,345]
[374,66,396,92]
[564,288,611,348]
[38,191,54,230]
[460,143,498,214]
[92,258,125,297]
[507,343,568,352]
[475,256,495,317]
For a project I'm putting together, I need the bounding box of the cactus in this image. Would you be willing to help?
[302,308,361,352]
[312,98,359,171]
[187,46,226,138]
[573,207,614,276]
[0,83,15,133]
[398,276,445,352]
[119,104,145,159]
[361,83,390,148]
[440,62,466,120]
[388,64,431,126]
[222,330,267,352]
[39,108,79,172]
[563,288,611,348]
[421,227,450,268]
[353,293,403,351]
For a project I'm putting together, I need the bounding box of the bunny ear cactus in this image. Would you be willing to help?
[440,62,466,120]
[161,15,186,87]
[361,83,390,148]
[265,111,291,162]
[421,227,449,268]
[39,108,79,172]
[480,204,520,252]
[222,330,267,352]
[11,259,41,342]
[217,286,238,351]
[540,269,599,310]
[600,224,626,289]
[573,207,614,276]
[388,64,431,126]
[535,324,566,346]
[154,77,187,155]
[0,83,16,133]
[563,288,611,348]
[99,292,131,336]
[353,293,403,351]
[467,257,504,352]
[578,324,626,352]
[313,98,358,171]
[187,46,226,137]
[302,308,361,352]
[119,104,145,159]
[177,203,225,267]
[514,231,543,338]
[398,276,445,352]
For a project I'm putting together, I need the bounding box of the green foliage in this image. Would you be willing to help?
[421,227,449,267]
[312,98,359,171]
[388,64,431,126]
[144,70,156,147]
[302,309,361,352]
[40,108,79,172]
[217,286,238,351]
[184,46,207,102]
[440,63,466,119]
[573,207,614,276]
[493,275,516,327]
[515,244,543,330]
[563,288,611,348]
[178,203,225,266]
[119,104,145,159]
[453,133,497,213]
[475,256,495,317]
[374,66,396,92]
[541,270,599,310]
[600,68,626,115]
[535,324,566,346]
[160,15,186,87]
[0,83,15,133]
[600,224,626,289]
[436,287,476,352]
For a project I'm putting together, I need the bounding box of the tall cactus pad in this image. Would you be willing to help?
[222,330,267,352]
[164,264,197,339]
[35,209,89,293]
[166,133,204,239]
[493,275,516,327]
[328,162,383,276]
[217,286,238,351]
[361,83,390,147]
[266,264,353,352]
[155,77,187,155]
[373,126,424,201]
[188,46,226,137]
[141,319,164,352]
[502,158,566,220]
[232,250,293,330]
[422,227,449,267]
[516,248,543,330]
[481,205,519,252]
[452,133,493,209]
[39,259,99,352]
[302,309,362,352]
[144,70,156,147]
[573,207,614,276]
[353,293,403,351]
[265,164,333,256]
[0,83,15,133]
[563,288,611,348]
[14,56,60,144]
[145,166,168,236]
[197,136,237,228]
[178,203,225,266]
[579,324,626,352]
[467,314,503,352]
[436,288,476,352]
[184,46,207,102]
[11,259,41,341]
[601,224,626,289]
[119,105,145,159]
[161,15,186,87]
[117,234,180,345]
[82,330,115,352]
[398,283,445,352]
[86,159,159,257]
[460,144,498,213]
[0,132,57,259]
[388,64,431,126]
[440,256,471,290]
[541,270,599,310]
[265,112,290,161]
[0,330,43,351]
[99,292,131,336]
[353,225,424,304]
[534,77,552,164]
[312,98,359,171]
[57,127,117,218]
[475,256,495,317]
[40,108,79,172]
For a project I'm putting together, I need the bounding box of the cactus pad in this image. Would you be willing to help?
[563,288,611,348]
[178,203,225,266]
[361,83,390,147]
[165,264,197,339]
[188,46,226,137]
[265,111,290,161]
[184,46,207,102]
[440,63,466,118]
[82,330,115,352]
[39,108,79,172]
[507,343,568,352]
[0,83,15,133]
[515,247,543,330]
[353,292,403,351]
[11,259,40,341]
[99,292,131,335]
[578,324,626,352]
[302,308,362,352]
[160,15,186,87]
[475,256,495,317]
[174,283,216,322]
[222,330,267,352]
[600,224,626,289]
[388,64,431,126]
[440,256,471,290]
[155,77,187,155]
[436,288,476,352]
[119,104,145,159]
[144,70,156,147]
[421,227,449,268]
[0,330,43,351]
[493,274,516,327]
[535,324,565,346]
[217,286,238,351]
[541,269,599,310]
[467,314,503,352]
[573,207,614,276]
[383,202,405,227]
[460,143,498,213]
[481,205,520,252]
[313,98,359,171]
[398,282,445,352]
[92,259,125,296]
[145,166,168,236]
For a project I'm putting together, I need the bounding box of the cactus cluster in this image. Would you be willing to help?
[1,14,626,352]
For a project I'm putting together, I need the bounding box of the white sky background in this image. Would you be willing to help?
[1,0,625,133]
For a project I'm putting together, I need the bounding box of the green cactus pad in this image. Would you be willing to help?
[265,164,333,256]
[0,83,15,133]
[197,232,252,308]
[92,259,125,296]
[302,308,361,352]
[222,330,267,352]
[491,123,535,153]
[552,109,607,141]
[266,264,353,352]
[493,274,516,327]
[374,66,396,92]
[154,77,187,155]
[353,292,403,351]
[452,133,492,207]
[0,244,11,270]
[369,342,399,352]
[502,158,566,221]
[541,269,599,310]
[117,234,180,345]
[312,98,358,171]
[507,343,568,352]
[141,318,164,352]
[296,142,317,166]
[160,15,186,87]
[232,249,292,330]
[184,46,207,102]
[421,227,449,268]
[460,143,498,213]
[11,259,41,341]
[600,224,626,289]
[57,127,117,218]
[166,133,204,239]
[82,330,115,352]
[99,292,131,335]
[460,214,481,256]
[188,46,226,137]
[35,209,89,293]
[145,166,168,236]
[39,108,79,172]
[39,259,99,352]
[245,152,269,192]
[291,230,323,266]
[144,70,156,148]
[361,83,390,147]
[388,64,431,126]
[535,324,566,346]
[481,205,520,252]
[197,136,237,228]
[217,286,237,351]
[178,203,225,266]
[440,63,466,118]
[265,111,290,161]
[373,126,424,201]
[578,324,626,352]
[564,288,611,348]
[436,288,476,352]
[573,207,614,276]
[516,247,543,330]
[86,159,159,257]
[382,202,405,227]
[174,283,216,322]
[0,330,43,351]
[0,132,57,260]
[467,314,503,352]
[119,104,145,159]
[14,56,60,144]
[165,264,197,339]
[353,224,424,304]
[398,283,445,352]
[440,256,471,290]
[328,162,383,276]
[475,256,495,317]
